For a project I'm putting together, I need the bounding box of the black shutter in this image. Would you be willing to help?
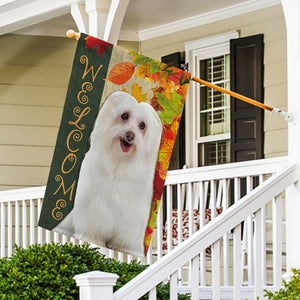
[230,34,264,162]
[161,52,185,169]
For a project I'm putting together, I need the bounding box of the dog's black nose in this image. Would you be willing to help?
[126,131,135,142]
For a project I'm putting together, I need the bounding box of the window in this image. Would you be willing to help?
[198,54,230,166]
[185,31,239,167]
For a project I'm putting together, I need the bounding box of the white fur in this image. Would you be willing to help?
[55,91,163,257]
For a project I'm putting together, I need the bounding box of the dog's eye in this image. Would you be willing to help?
[121,113,129,120]
[139,122,145,130]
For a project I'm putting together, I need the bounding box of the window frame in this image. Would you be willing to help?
[185,31,239,167]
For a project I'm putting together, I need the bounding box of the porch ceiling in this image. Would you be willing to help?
[0,0,281,41]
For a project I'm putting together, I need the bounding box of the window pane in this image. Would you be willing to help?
[198,140,230,167]
[199,54,230,138]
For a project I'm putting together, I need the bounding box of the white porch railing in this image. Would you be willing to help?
[0,156,295,299]
[113,160,298,300]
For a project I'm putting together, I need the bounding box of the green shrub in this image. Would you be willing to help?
[264,268,300,299]
[0,243,190,300]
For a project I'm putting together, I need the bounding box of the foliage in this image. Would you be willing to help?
[0,243,190,300]
[264,268,300,299]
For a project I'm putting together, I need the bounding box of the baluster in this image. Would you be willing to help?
[199,181,206,286]
[119,251,124,263]
[62,234,68,244]
[22,200,27,248]
[146,239,153,265]
[187,182,193,284]
[170,270,178,300]
[246,176,254,285]
[15,200,20,248]
[1,202,5,258]
[258,174,267,286]
[166,184,173,252]
[191,255,199,300]
[30,199,35,245]
[109,249,114,259]
[148,287,156,300]
[212,241,221,300]
[187,182,193,234]
[233,224,242,300]
[222,179,229,286]
[273,194,283,290]
[210,180,216,219]
[177,183,183,285]
[7,201,12,256]
[254,208,263,299]
[233,177,241,300]
[54,232,59,243]
[156,196,163,259]
[37,199,43,244]
[45,229,51,244]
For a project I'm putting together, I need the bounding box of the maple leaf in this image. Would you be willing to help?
[168,70,184,86]
[106,62,135,85]
[180,71,192,85]
[85,36,112,56]
[131,82,147,102]
[156,91,184,124]
[129,51,152,65]
[135,63,151,81]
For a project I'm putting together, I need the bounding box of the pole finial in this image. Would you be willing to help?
[66,30,80,40]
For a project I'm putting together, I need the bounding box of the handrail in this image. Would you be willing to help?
[0,186,46,202]
[0,157,287,202]
[114,162,298,300]
[165,156,288,184]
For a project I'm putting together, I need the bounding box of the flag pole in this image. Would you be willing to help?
[191,76,293,122]
[66,29,293,122]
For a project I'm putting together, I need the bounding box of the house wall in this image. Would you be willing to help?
[0,33,139,190]
[0,5,287,190]
[140,4,288,161]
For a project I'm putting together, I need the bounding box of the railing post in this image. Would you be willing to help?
[74,271,119,300]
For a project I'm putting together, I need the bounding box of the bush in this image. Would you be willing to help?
[264,268,300,299]
[0,243,190,300]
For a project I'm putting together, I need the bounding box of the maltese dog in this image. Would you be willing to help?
[55,91,163,256]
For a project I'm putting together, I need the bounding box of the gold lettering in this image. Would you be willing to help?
[80,55,103,82]
[66,129,83,153]
[51,199,67,220]
[77,82,93,105]
[53,175,76,201]
[69,106,90,130]
[61,153,77,174]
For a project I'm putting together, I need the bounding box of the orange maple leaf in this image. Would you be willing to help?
[106,62,135,85]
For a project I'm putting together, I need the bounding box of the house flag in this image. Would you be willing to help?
[38,33,191,257]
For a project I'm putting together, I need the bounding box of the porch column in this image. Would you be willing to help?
[281,0,300,271]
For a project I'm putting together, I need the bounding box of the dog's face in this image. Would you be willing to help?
[91,91,162,166]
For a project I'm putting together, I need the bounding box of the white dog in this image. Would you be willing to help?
[55,91,163,257]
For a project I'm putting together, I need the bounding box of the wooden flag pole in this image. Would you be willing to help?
[66,29,293,122]
[191,76,293,122]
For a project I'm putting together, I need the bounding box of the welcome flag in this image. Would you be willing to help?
[38,33,191,257]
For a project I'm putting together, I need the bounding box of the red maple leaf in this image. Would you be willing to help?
[85,36,112,56]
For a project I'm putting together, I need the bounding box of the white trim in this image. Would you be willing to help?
[185,31,239,55]
[0,0,81,36]
[138,0,280,41]
[196,133,230,144]
[185,31,238,167]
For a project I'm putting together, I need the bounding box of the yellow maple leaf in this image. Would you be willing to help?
[131,82,147,103]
